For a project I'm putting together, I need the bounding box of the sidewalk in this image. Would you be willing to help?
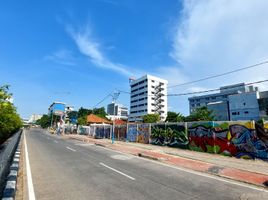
[64,134,268,188]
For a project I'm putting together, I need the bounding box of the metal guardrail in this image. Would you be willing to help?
[0,130,22,197]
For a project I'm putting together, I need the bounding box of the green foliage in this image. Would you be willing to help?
[77,116,87,125]
[77,107,92,118]
[142,114,160,123]
[165,111,185,122]
[0,85,22,144]
[77,107,107,124]
[92,107,107,119]
[68,111,78,119]
[185,106,215,122]
[36,114,52,128]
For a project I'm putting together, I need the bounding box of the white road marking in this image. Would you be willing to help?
[99,162,135,180]
[95,144,268,192]
[54,140,58,143]
[24,132,36,200]
[66,146,76,152]
[75,143,94,146]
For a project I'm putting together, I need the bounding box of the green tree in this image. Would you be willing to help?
[77,116,87,125]
[36,114,52,128]
[185,106,214,122]
[77,107,92,118]
[93,107,107,119]
[142,114,160,123]
[0,85,22,144]
[165,111,185,122]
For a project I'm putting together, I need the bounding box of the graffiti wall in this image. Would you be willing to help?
[137,124,150,144]
[76,120,268,161]
[150,123,188,148]
[188,121,268,160]
[127,124,138,142]
[150,123,165,146]
[77,125,90,135]
[114,125,127,141]
[165,123,188,148]
[94,125,111,139]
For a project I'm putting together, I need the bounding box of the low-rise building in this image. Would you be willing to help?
[228,92,260,121]
[107,103,128,120]
[188,83,265,121]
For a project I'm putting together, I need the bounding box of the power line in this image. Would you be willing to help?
[118,79,268,97]
[168,79,268,96]
[92,92,113,109]
[168,60,268,88]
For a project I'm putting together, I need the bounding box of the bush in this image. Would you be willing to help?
[0,85,22,144]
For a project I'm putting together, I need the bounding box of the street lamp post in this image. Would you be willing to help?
[111,90,120,144]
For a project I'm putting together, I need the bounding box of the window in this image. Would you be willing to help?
[152,86,155,88]
[245,111,249,114]
[197,103,200,106]
[152,80,155,83]
[232,112,237,115]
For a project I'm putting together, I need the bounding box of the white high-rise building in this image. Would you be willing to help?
[129,75,168,122]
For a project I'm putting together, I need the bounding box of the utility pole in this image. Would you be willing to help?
[112,90,120,144]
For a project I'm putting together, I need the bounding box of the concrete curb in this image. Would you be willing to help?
[67,135,268,188]
[1,138,22,200]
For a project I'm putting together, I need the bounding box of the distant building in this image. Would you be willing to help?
[188,83,259,121]
[258,91,268,120]
[129,75,168,122]
[228,92,260,121]
[207,101,229,121]
[107,103,128,120]
[48,102,66,116]
[28,114,42,123]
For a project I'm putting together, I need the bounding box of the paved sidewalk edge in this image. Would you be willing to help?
[64,134,268,188]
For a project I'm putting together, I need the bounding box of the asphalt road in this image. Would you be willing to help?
[24,128,268,200]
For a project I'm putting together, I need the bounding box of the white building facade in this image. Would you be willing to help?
[229,92,260,121]
[107,103,128,120]
[129,75,168,122]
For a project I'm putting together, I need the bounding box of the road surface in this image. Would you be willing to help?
[24,128,268,200]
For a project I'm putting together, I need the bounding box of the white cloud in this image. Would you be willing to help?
[170,0,268,89]
[67,25,135,77]
[44,49,76,66]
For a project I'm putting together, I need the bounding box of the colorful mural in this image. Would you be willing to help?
[150,123,188,148]
[188,121,268,160]
[77,121,268,161]
[95,125,111,139]
[150,124,166,145]
[137,124,150,144]
[165,123,188,148]
[127,124,138,142]
[114,125,127,141]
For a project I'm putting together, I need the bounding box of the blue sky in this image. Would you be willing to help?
[1,0,268,118]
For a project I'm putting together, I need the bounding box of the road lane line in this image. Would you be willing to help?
[99,162,135,180]
[24,132,36,200]
[54,140,58,143]
[66,146,76,152]
[94,144,267,192]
